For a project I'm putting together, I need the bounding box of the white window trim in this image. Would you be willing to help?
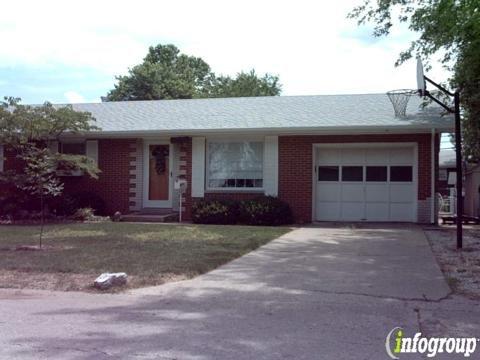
[85,140,99,165]
[205,138,265,192]
[192,137,206,197]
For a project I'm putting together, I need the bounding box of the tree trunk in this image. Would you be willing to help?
[39,193,44,249]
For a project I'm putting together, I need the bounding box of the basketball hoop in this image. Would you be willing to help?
[386,89,416,117]
[416,58,426,96]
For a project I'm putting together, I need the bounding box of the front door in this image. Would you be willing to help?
[143,142,173,208]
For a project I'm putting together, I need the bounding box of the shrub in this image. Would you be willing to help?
[192,196,293,226]
[49,191,106,216]
[71,192,106,215]
[239,196,293,226]
[0,190,41,219]
[0,194,26,218]
[48,194,78,216]
[71,207,95,221]
[192,199,239,224]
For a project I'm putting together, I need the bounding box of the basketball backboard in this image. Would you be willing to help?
[416,58,426,96]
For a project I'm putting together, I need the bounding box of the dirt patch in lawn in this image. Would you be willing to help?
[424,226,480,299]
[0,223,290,292]
[0,270,189,292]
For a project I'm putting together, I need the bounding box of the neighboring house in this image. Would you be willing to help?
[0,94,453,223]
[437,149,457,214]
[438,149,456,197]
[465,163,480,218]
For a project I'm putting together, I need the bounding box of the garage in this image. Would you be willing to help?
[314,144,417,222]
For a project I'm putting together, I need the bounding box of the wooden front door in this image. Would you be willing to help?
[144,143,172,208]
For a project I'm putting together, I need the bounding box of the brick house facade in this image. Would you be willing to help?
[0,95,452,224]
[2,133,437,223]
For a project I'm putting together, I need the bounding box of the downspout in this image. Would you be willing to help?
[431,128,436,224]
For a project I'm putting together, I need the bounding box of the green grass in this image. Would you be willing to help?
[0,222,290,291]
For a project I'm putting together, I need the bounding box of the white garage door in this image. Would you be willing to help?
[315,146,416,222]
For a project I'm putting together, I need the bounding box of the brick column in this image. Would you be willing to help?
[178,138,192,221]
[128,139,143,212]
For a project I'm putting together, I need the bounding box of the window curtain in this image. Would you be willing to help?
[208,141,263,186]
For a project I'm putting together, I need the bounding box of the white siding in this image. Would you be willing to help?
[263,136,278,196]
[191,137,206,197]
[86,140,99,165]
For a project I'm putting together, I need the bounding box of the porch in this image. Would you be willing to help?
[120,208,179,223]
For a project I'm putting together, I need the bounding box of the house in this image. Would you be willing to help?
[0,94,454,223]
[437,149,457,214]
[438,149,456,197]
[465,163,480,218]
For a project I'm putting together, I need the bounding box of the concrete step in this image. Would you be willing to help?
[120,212,179,223]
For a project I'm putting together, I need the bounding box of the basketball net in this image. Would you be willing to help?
[387,89,417,117]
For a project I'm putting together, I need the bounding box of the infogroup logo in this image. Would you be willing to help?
[385,327,479,359]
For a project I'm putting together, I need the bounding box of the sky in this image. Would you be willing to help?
[0,0,451,105]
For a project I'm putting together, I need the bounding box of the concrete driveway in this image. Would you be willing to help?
[1,224,478,360]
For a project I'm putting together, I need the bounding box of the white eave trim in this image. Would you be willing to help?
[59,124,455,139]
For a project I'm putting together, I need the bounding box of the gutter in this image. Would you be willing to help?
[59,124,455,139]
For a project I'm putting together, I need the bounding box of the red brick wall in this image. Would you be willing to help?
[1,141,134,215]
[0,146,19,195]
[62,139,135,215]
[3,146,21,172]
[278,134,433,223]
[204,192,262,202]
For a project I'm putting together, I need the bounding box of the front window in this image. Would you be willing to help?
[60,142,86,155]
[207,140,263,189]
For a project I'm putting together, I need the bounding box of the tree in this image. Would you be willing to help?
[15,146,63,247]
[203,70,281,98]
[349,0,480,161]
[106,44,213,101]
[0,97,100,247]
[105,44,281,101]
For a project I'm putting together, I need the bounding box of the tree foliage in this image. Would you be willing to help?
[0,97,98,146]
[205,70,281,98]
[0,97,100,242]
[349,0,480,161]
[0,97,100,179]
[14,145,64,247]
[105,44,281,101]
[106,44,212,101]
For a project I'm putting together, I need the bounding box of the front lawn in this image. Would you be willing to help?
[0,223,290,292]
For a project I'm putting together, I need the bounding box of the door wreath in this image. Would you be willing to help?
[151,146,169,174]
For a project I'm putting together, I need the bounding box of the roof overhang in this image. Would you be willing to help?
[59,123,454,140]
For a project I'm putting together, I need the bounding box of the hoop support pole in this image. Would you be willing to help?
[454,91,463,249]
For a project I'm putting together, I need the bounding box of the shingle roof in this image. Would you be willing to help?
[65,94,453,134]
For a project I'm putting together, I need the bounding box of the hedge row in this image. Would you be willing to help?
[0,190,106,219]
[192,196,293,226]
